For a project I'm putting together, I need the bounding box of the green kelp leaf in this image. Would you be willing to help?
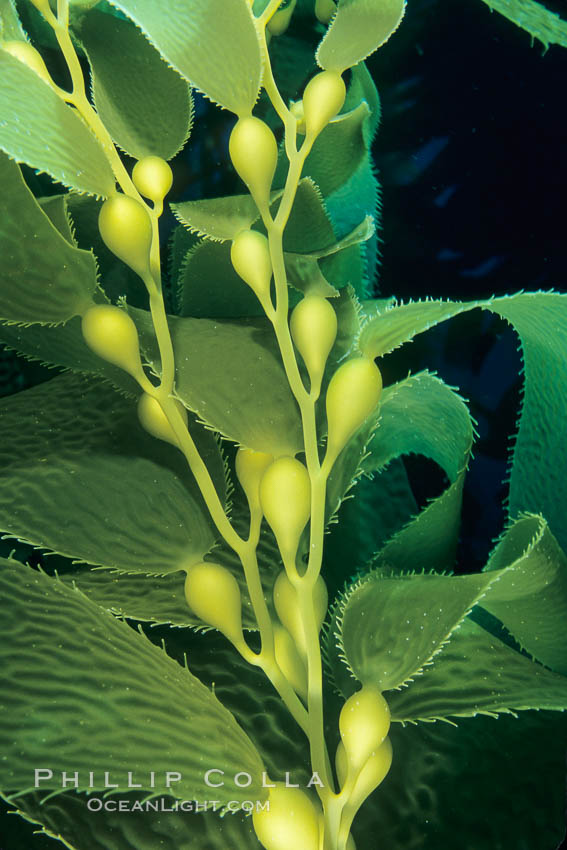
[326,285,361,365]
[0,155,97,324]
[0,314,140,397]
[359,293,567,553]
[325,157,380,293]
[324,216,374,257]
[360,296,395,318]
[172,180,350,309]
[332,571,499,693]
[279,183,371,295]
[324,372,474,690]
[171,191,271,243]
[0,51,115,196]
[37,195,76,244]
[344,61,381,145]
[80,9,193,160]
[285,216,372,297]
[315,218,372,294]
[9,624,310,846]
[0,372,224,574]
[493,293,567,552]
[12,632,305,845]
[367,372,473,575]
[108,0,262,115]
[176,239,264,319]
[364,372,472,479]
[61,498,281,631]
[168,220,197,286]
[387,619,567,722]
[132,308,303,455]
[59,568,201,628]
[285,253,339,297]
[293,217,371,295]
[174,179,362,303]
[323,460,418,595]
[280,178,336,253]
[173,178,332,250]
[377,480,465,575]
[0,0,25,40]
[302,102,369,199]
[358,297,480,359]
[357,712,566,850]
[480,0,567,49]
[0,560,265,801]
[316,0,406,73]
[325,245,366,295]
[10,790,262,850]
[276,180,354,294]
[482,514,567,675]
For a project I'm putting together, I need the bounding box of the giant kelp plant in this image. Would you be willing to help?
[0,1,566,849]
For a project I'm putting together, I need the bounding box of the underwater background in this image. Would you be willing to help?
[1,0,566,847]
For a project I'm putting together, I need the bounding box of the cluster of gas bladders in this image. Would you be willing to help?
[74,69,387,850]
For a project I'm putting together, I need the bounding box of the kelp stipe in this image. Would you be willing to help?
[0,1,566,849]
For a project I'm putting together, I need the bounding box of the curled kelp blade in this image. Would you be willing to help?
[479,0,567,50]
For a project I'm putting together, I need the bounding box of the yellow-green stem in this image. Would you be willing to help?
[239,510,275,649]
[266,155,330,587]
[295,578,332,795]
[49,16,133,194]
[257,50,342,847]
[258,0,285,26]
[46,12,185,415]
[159,398,242,552]
[148,289,176,395]
[235,517,309,732]
[57,0,69,28]
[305,471,328,584]
[324,795,347,850]
[258,653,310,735]
[149,203,164,285]
[255,26,297,159]
[151,397,309,731]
